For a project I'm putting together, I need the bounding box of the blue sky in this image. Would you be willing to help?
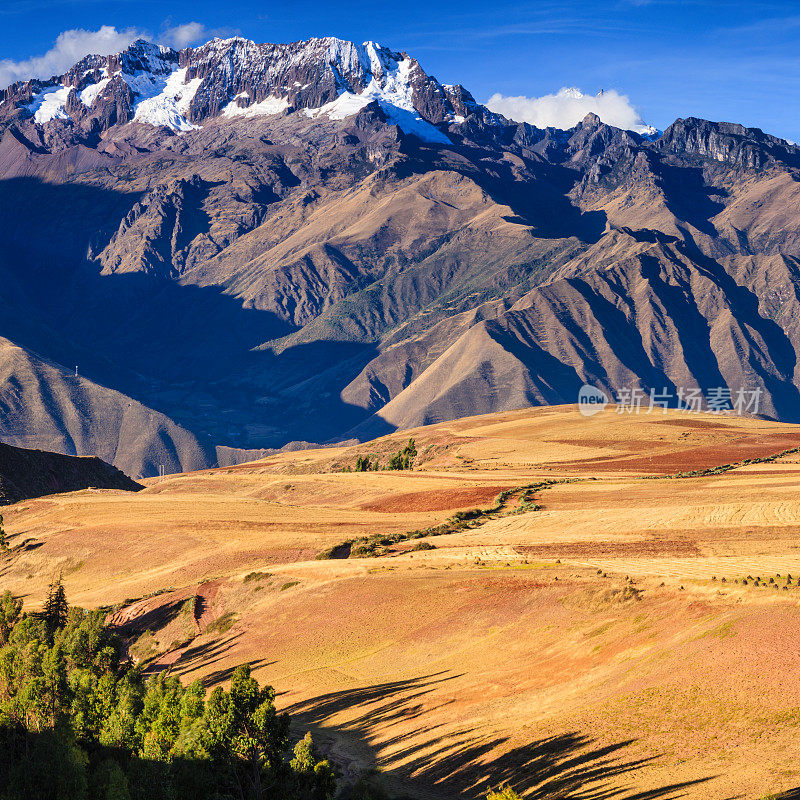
[2,0,800,140]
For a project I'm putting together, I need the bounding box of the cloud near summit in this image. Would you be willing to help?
[0,23,212,89]
[486,87,654,134]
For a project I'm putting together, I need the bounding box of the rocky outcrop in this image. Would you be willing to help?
[657,117,800,169]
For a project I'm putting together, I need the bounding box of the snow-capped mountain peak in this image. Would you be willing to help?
[1,35,488,141]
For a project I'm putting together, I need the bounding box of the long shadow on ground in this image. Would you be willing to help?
[284,672,714,799]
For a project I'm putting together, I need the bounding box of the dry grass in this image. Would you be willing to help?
[4,405,800,799]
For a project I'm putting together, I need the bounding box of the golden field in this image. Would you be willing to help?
[4,405,800,799]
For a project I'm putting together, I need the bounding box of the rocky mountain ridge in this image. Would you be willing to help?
[0,37,489,146]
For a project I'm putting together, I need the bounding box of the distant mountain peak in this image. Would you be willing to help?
[0,34,488,142]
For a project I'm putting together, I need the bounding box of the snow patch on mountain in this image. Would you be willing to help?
[382,105,450,143]
[129,67,201,131]
[222,93,289,118]
[28,85,71,123]
[304,50,450,144]
[28,77,113,123]
[304,92,370,120]
[79,75,110,106]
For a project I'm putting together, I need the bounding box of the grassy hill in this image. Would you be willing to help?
[2,405,800,799]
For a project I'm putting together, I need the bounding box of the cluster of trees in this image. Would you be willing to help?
[0,582,336,800]
[386,440,417,471]
[353,455,378,472]
[350,440,418,473]
[0,513,7,553]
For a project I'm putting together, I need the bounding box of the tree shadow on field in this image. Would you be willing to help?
[151,631,274,686]
[284,673,715,800]
[198,658,275,687]
[115,597,188,638]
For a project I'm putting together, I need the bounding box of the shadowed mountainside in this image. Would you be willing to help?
[0,439,141,505]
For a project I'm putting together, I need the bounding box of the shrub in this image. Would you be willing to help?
[349,772,391,800]
[328,479,576,560]
[387,438,418,470]
[243,572,271,583]
[130,629,159,662]
[204,611,237,635]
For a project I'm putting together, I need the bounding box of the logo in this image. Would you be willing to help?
[577,384,609,416]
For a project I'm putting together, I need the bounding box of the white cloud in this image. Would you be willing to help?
[0,22,212,90]
[0,25,144,89]
[486,87,655,135]
[160,22,210,49]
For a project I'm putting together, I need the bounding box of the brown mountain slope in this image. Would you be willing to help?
[0,337,209,478]
[350,236,800,436]
[345,156,800,435]
[0,439,141,505]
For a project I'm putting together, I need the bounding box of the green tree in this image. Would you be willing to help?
[1,625,67,732]
[387,438,417,471]
[43,578,69,634]
[202,663,290,799]
[134,672,205,761]
[137,673,187,760]
[388,452,404,470]
[0,590,22,645]
[0,512,7,552]
[289,732,336,799]
[92,758,131,800]
[98,669,145,749]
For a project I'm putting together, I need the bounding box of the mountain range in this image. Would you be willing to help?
[2,36,800,476]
